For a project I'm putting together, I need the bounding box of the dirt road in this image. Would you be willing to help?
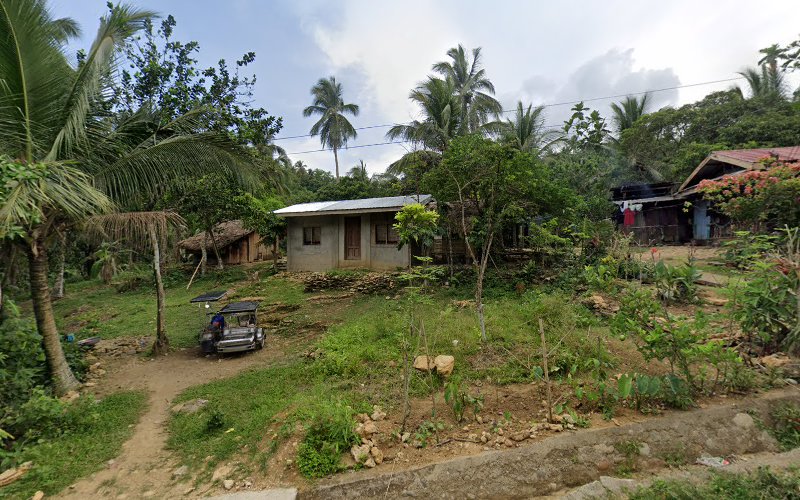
[59,343,293,499]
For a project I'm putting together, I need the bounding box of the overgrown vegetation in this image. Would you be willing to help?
[630,467,800,500]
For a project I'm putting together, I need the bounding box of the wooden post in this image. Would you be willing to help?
[539,318,552,423]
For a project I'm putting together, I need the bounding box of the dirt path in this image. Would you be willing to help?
[58,342,295,499]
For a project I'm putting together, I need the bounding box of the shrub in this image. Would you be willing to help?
[653,261,700,304]
[297,402,359,478]
[443,377,484,423]
[0,300,88,445]
[733,260,797,351]
[722,231,778,269]
[770,402,800,450]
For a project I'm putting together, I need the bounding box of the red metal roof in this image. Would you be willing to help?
[712,146,800,165]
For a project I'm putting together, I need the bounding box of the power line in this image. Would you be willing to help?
[289,140,409,156]
[277,76,745,146]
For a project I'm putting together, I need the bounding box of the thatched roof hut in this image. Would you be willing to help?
[178,220,270,265]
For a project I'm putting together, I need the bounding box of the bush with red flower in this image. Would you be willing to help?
[698,158,800,230]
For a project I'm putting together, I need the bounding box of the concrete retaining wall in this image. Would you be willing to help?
[303,388,800,499]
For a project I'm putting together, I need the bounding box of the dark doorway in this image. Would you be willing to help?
[345,217,361,260]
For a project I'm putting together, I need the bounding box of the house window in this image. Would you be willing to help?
[303,226,321,245]
[375,223,399,245]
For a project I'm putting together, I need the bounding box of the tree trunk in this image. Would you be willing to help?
[28,237,80,395]
[200,233,208,276]
[333,146,340,179]
[475,231,494,342]
[207,229,224,270]
[52,230,66,299]
[150,228,169,356]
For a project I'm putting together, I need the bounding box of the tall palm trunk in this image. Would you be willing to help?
[27,235,80,395]
[333,146,340,179]
[149,228,169,355]
[52,230,66,299]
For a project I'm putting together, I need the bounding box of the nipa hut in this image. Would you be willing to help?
[178,220,272,265]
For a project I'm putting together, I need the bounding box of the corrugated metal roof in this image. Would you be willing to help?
[713,146,800,165]
[274,195,433,216]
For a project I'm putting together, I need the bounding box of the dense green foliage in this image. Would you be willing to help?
[631,467,800,499]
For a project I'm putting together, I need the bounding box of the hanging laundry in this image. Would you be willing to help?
[623,208,635,226]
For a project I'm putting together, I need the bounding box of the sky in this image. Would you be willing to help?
[52,0,800,176]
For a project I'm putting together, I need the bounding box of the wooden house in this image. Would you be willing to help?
[612,146,800,244]
[178,220,271,265]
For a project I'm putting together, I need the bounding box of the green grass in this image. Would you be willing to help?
[0,391,147,499]
[49,264,292,349]
[166,363,368,473]
[629,467,800,499]
[166,287,621,471]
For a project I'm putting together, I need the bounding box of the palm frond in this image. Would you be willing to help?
[85,210,185,253]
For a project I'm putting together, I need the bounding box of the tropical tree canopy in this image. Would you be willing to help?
[303,76,360,178]
[0,0,268,394]
[432,44,502,134]
[610,94,651,134]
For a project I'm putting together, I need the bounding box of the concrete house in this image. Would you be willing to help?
[274,195,433,272]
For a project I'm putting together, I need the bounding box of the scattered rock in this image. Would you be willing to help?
[211,464,232,482]
[364,457,377,468]
[582,294,619,316]
[547,424,564,432]
[351,444,371,463]
[172,465,189,479]
[223,479,234,490]
[511,431,528,442]
[760,353,790,369]
[733,412,754,429]
[370,446,384,465]
[705,297,729,307]
[60,390,80,403]
[413,355,435,372]
[434,355,455,377]
[356,413,371,423]
[356,421,378,438]
[400,432,411,443]
[32,491,45,500]
[183,486,195,495]
[370,406,386,422]
[172,399,209,415]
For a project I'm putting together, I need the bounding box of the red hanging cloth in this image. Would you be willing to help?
[623,208,635,226]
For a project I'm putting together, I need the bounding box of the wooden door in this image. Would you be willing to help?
[345,217,361,260]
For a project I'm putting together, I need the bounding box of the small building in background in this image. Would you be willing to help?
[178,220,269,265]
[611,146,800,245]
[274,195,433,272]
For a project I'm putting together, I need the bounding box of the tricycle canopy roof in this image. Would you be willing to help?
[190,290,228,303]
[219,301,259,314]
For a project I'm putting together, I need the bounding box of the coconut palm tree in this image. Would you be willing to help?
[386,77,463,153]
[488,101,562,155]
[303,76,360,179]
[610,94,651,134]
[432,45,501,134]
[0,1,261,394]
[736,65,787,100]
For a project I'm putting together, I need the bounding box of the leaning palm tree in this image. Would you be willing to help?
[736,65,787,100]
[432,45,501,134]
[0,1,261,394]
[610,94,651,134]
[85,212,185,355]
[303,76,360,179]
[487,101,563,155]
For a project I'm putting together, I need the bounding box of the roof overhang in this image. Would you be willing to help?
[678,151,761,192]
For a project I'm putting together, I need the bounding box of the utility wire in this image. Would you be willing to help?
[284,76,745,154]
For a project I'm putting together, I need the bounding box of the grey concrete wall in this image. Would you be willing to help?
[285,212,409,271]
[286,215,337,272]
[367,212,409,270]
